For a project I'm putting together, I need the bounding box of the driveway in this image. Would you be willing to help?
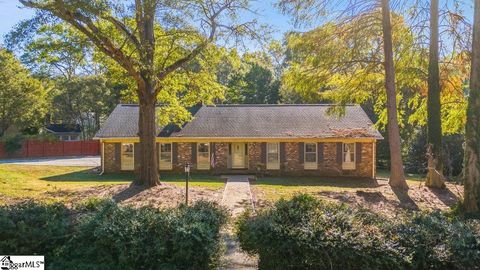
[0,156,100,167]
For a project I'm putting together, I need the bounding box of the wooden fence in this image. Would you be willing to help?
[0,140,99,159]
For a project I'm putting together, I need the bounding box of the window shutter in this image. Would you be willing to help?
[280,142,286,163]
[336,143,343,165]
[156,143,160,165]
[261,142,267,164]
[245,143,248,155]
[298,142,304,163]
[228,143,232,155]
[318,143,324,163]
[134,143,140,169]
[114,143,121,162]
[172,143,178,164]
[356,142,362,164]
[211,142,216,159]
[191,143,197,164]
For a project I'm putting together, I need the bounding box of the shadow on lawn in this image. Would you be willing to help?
[41,169,135,182]
[41,169,224,185]
[392,187,420,210]
[253,176,381,189]
[429,186,460,207]
[112,183,147,202]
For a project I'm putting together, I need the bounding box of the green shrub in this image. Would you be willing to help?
[394,211,480,269]
[0,201,227,270]
[1,133,24,154]
[0,202,71,256]
[52,200,227,270]
[237,194,404,269]
[236,194,480,270]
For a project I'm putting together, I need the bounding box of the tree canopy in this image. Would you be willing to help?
[0,48,47,136]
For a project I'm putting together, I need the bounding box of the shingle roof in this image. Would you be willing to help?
[45,123,81,133]
[95,104,383,139]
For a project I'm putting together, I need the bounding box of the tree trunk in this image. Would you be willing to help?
[380,0,408,189]
[463,0,480,213]
[426,0,445,188]
[135,83,159,187]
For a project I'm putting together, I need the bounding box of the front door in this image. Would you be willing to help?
[231,143,246,168]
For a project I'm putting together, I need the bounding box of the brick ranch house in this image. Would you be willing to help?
[95,104,382,178]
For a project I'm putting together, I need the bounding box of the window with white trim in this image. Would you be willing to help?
[343,143,356,170]
[304,143,317,170]
[159,143,172,170]
[121,143,134,171]
[266,143,280,170]
[197,143,210,170]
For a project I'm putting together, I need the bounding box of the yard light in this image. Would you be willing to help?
[184,163,190,205]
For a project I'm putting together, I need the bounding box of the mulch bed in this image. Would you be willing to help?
[45,183,223,208]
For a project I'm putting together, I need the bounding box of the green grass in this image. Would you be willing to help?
[253,173,426,202]
[376,169,425,181]
[0,164,224,203]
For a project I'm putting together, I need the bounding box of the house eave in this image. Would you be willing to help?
[94,136,381,143]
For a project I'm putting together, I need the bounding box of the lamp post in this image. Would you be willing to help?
[184,162,190,205]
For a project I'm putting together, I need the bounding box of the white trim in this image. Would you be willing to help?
[372,141,376,179]
[159,143,173,170]
[266,142,280,170]
[95,136,381,142]
[197,142,210,170]
[231,142,246,169]
[100,141,105,175]
[304,142,318,170]
[120,143,135,171]
[342,142,356,170]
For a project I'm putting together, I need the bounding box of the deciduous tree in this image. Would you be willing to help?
[20,0,260,187]
[0,48,47,136]
[463,0,480,213]
[278,0,408,188]
[426,0,445,188]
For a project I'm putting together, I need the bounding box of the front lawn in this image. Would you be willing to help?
[252,175,422,202]
[0,164,224,204]
[251,174,463,216]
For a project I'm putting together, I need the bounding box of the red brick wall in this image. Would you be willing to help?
[103,140,375,179]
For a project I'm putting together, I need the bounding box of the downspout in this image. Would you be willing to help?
[372,140,376,180]
[99,140,105,175]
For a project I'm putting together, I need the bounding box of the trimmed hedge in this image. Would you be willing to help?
[0,200,227,270]
[236,194,480,270]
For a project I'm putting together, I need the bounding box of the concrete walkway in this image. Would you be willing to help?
[220,175,257,270]
[221,175,255,216]
[0,156,100,167]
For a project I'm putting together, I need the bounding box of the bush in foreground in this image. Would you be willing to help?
[0,200,227,270]
[0,202,71,257]
[236,194,480,270]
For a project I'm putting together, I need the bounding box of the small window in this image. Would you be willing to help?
[159,143,172,170]
[197,143,210,170]
[304,143,317,170]
[121,143,134,171]
[343,143,356,170]
[266,143,280,170]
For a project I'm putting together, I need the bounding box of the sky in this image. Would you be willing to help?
[0,0,299,49]
[0,0,474,52]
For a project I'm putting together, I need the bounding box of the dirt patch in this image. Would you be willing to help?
[44,183,223,208]
[252,180,464,218]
